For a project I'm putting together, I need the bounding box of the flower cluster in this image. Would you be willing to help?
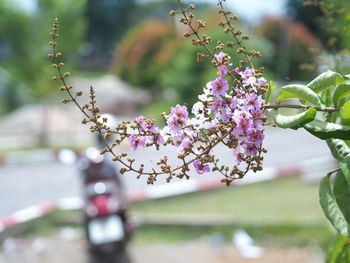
[126,51,266,178]
[50,0,268,185]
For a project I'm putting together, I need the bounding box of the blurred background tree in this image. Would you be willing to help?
[287,0,350,73]
[1,0,349,124]
[255,17,320,81]
[115,8,274,114]
[288,0,350,51]
[0,0,86,114]
[0,0,86,146]
[82,0,136,70]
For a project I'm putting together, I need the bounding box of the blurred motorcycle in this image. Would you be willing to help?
[79,114,132,263]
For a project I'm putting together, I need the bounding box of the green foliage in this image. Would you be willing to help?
[271,67,350,257]
[307,71,344,93]
[277,84,323,106]
[322,159,350,262]
[115,10,273,107]
[333,84,350,106]
[84,0,136,56]
[340,160,350,189]
[288,0,350,53]
[255,16,319,81]
[327,139,350,161]
[116,19,176,90]
[158,39,214,106]
[264,80,276,104]
[275,107,316,129]
[0,0,86,113]
[340,100,350,122]
[319,175,350,237]
[326,235,350,263]
[304,120,350,140]
[333,171,350,224]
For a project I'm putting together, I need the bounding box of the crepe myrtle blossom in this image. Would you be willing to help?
[167,104,189,132]
[192,101,206,120]
[232,151,243,165]
[152,134,164,145]
[208,97,225,114]
[236,115,253,134]
[214,52,232,77]
[135,115,158,133]
[243,93,263,111]
[175,132,193,153]
[211,77,229,96]
[128,134,147,151]
[193,158,210,174]
[248,129,264,148]
[198,82,212,102]
[127,62,265,177]
[257,77,267,86]
[244,143,259,157]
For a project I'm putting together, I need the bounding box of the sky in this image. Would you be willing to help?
[12,0,288,24]
[224,0,288,24]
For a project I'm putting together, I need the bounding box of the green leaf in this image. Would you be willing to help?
[326,235,349,263]
[304,120,350,140]
[275,107,316,129]
[277,84,323,106]
[340,100,350,122]
[335,244,350,263]
[345,74,350,84]
[327,139,350,161]
[319,175,350,237]
[334,171,350,224]
[340,160,350,189]
[346,14,350,34]
[264,80,276,104]
[307,70,344,93]
[333,84,350,106]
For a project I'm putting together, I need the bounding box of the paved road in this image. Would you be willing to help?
[0,127,331,218]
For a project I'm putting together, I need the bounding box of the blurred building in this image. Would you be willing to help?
[0,74,150,150]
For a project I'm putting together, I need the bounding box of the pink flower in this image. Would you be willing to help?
[128,134,146,151]
[208,97,224,114]
[236,116,253,134]
[244,143,258,157]
[232,151,243,165]
[211,77,229,96]
[257,77,267,86]
[248,129,264,148]
[230,97,238,110]
[135,115,157,133]
[239,67,256,87]
[217,65,228,77]
[174,133,193,153]
[151,135,164,145]
[233,68,240,74]
[167,105,188,132]
[214,52,226,62]
[171,104,188,120]
[135,115,144,123]
[193,159,210,174]
[243,93,261,111]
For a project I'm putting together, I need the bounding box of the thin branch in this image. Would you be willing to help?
[264,104,339,113]
[327,168,340,176]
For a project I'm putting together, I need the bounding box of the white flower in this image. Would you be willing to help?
[192,102,205,118]
[159,126,173,141]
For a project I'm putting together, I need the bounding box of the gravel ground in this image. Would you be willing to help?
[0,236,323,263]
